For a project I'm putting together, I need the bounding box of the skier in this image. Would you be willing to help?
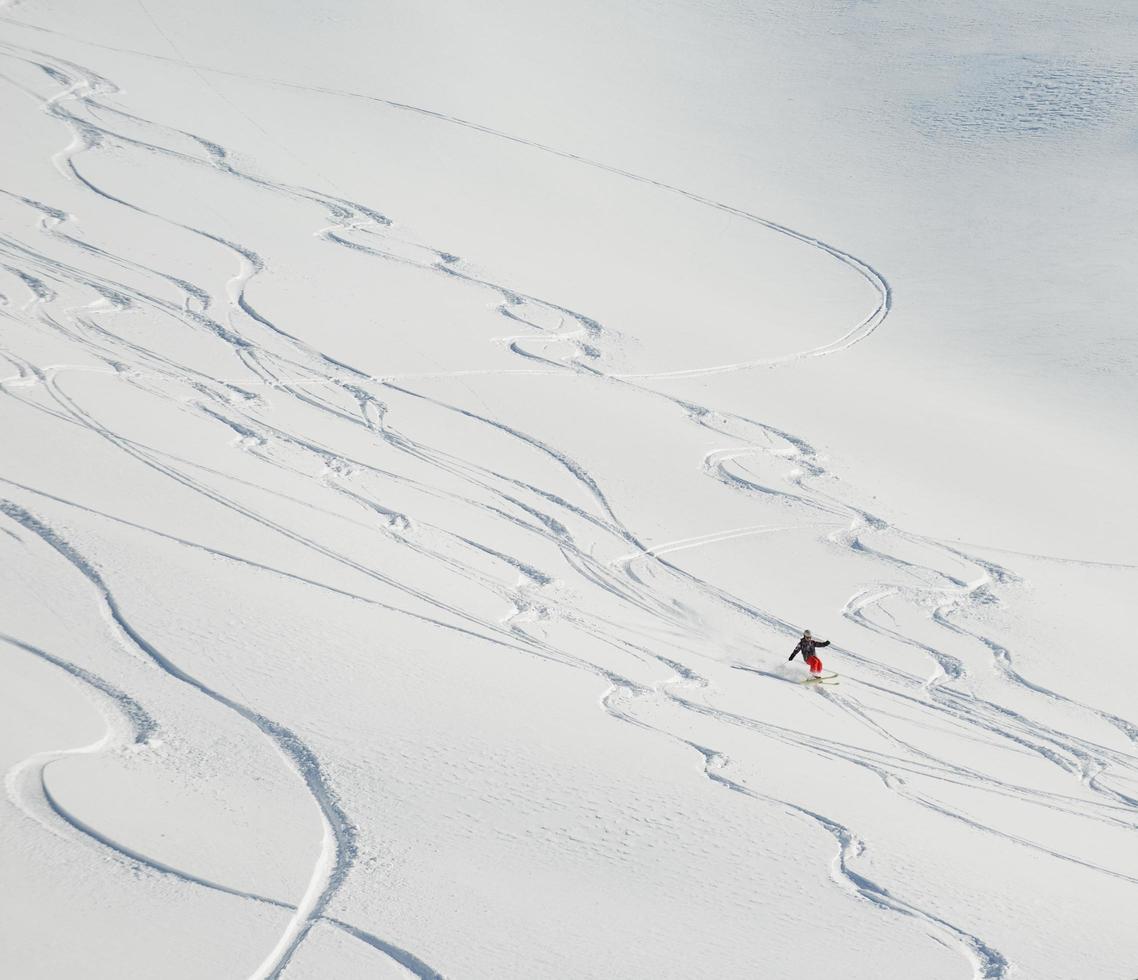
[789,629,830,677]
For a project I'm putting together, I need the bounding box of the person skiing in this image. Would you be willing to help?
[789,629,830,677]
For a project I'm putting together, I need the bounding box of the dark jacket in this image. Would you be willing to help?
[789,637,829,661]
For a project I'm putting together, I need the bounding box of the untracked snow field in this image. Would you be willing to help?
[1,1,1137,978]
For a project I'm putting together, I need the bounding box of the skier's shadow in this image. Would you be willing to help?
[730,663,801,685]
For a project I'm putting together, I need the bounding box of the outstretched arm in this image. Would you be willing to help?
[817,640,831,647]
[788,641,802,661]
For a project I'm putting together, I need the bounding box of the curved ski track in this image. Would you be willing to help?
[0,25,1135,980]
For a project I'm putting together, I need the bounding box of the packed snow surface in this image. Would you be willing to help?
[1,1,1137,978]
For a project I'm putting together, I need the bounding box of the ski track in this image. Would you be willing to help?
[0,633,447,980]
[0,25,1134,980]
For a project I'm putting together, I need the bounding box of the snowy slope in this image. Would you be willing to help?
[1,1,1137,978]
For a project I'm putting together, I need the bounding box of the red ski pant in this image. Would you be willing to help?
[806,654,823,675]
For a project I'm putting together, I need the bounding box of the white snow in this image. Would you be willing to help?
[1,1,1136,978]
